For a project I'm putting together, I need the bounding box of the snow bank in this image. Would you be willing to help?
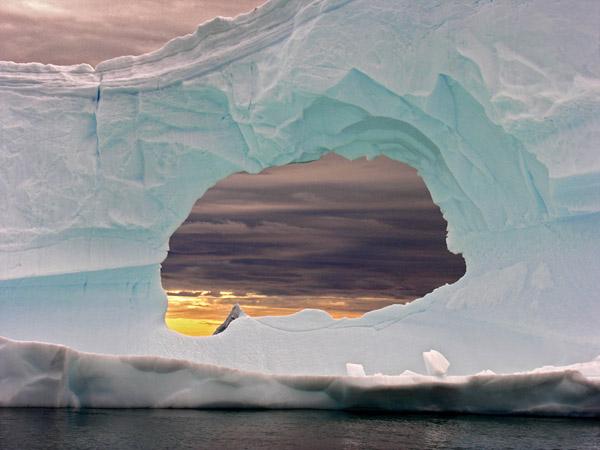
[1,337,599,415]
[0,0,599,383]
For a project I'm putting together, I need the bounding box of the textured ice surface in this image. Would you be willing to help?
[1,0,600,388]
[1,336,599,415]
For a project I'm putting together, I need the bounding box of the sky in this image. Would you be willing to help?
[2,1,465,335]
[0,0,264,66]
[163,155,465,335]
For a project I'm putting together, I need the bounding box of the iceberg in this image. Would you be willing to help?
[423,350,450,377]
[1,336,599,415]
[1,0,599,413]
[346,363,367,377]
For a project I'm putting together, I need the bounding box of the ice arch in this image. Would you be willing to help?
[1,0,599,375]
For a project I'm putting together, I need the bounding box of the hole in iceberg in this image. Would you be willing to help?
[161,153,465,336]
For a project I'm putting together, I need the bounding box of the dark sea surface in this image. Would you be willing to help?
[0,409,599,450]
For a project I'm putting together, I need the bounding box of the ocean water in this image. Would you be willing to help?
[0,409,599,449]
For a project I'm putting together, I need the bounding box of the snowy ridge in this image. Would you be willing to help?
[1,336,599,415]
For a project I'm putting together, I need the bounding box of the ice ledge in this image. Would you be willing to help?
[1,336,598,415]
[0,236,166,282]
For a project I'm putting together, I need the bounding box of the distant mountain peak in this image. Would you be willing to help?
[213,304,246,335]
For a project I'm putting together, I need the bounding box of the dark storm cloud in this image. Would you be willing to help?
[162,154,465,314]
[0,0,264,66]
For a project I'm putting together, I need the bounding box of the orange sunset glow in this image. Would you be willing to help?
[165,290,410,336]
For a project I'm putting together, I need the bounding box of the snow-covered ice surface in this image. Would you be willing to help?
[1,0,600,413]
[1,336,599,415]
